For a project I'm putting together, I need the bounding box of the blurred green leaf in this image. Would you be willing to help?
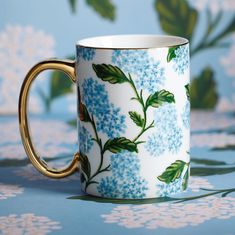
[191,158,227,166]
[191,67,218,109]
[67,119,77,127]
[68,0,77,13]
[212,145,235,151]
[86,0,116,21]
[210,16,235,43]
[50,70,74,101]
[191,166,235,176]
[155,0,198,40]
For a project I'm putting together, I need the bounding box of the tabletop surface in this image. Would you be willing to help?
[1,111,235,235]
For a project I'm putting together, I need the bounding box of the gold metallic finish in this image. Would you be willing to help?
[19,59,79,178]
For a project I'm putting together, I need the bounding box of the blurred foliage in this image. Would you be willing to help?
[190,67,218,109]
[38,56,75,112]
[68,0,116,21]
[154,0,235,109]
[155,0,197,41]
[69,0,77,13]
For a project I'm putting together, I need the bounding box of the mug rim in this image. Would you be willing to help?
[77,34,189,50]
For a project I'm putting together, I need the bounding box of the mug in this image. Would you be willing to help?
[19,35,190,199]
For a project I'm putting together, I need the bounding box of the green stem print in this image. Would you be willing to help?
[173,187,235,203]
[79,63,175,191]
[92,64,175,145]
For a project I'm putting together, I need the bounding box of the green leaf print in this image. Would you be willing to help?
[92,64,129,84]
[167,46,179,62]
[104,137,138,153]
[185,84,190,100]
[129,111,144,127]
[182,166,189,190]
[146,89,175,108]
[79,153,91,179]
[79,103,92,122]
[157,160,188,184]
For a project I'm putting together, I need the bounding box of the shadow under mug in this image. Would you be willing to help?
[19,34,190,199]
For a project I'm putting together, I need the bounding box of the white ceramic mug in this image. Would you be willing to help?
[19,35,190,199]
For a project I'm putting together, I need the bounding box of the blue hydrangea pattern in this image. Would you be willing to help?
[97,151,148,199]
[110,152,140,179]
[97,177,119,198]
[145,104,183,157]
[182,101,190,129]
[79,126,93,154]
[157,177,183,197]
[172,45,189,75]
[77,47,95,61]
[82,78,126,138]
[112,50,165,93]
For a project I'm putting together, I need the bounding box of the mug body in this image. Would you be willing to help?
[76,35,190,199]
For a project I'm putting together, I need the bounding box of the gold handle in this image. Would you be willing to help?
[19,59,79,178]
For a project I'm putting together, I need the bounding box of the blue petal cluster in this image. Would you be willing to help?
[145,104,183,157]
[82,78,126,138]
[97,151,148,199]
[77,47,96,61]
[97,177,119,198]
[112,50,165,93]
[172,45,189,75]
[157,178,183,197]
[182,101,190,129]
[79,126,93,154]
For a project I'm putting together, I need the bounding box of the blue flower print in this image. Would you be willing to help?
[157,177,183,197]
[82,78,126,138]
[121,176,148,199]
[97,151,149,199]
[145,104,183,156]
[154,103,177,126]
[110,151,140,179]
[167,126,183,154]
[77,47,95,61]
[172,45,189,75]
[145,132,166,157]
[79,126,93,154]
[112,50,165,93]
[97,177,120,198]
[182,101,190,129]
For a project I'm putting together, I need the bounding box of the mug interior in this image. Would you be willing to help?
[77,34,188,49]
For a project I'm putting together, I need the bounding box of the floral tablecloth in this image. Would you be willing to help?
[1,111,235,235]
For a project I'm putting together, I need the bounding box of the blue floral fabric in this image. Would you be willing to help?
[77,47,96,61]
[79,125,93,154]
[97,151,148,199]
[172,45,189,75]
[145,104,183,157]
[81,77,126,138]
[182,101,190,129]
[112,50,165,93]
